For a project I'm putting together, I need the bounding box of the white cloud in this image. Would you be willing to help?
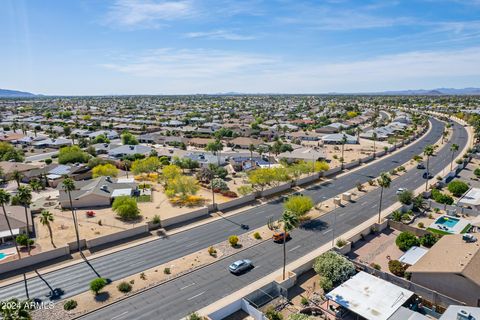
[104,0,195,29]
[100,46,480,94]
[184,30,256,40]
[101,48,276,78]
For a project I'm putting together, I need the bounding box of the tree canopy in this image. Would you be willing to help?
[92,163,119,178]
[112,196,140,220]
[58,145,90,164]
[313,251,355,284]
[284,195,314,217]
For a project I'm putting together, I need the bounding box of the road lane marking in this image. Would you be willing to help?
[254,210,265,215]
[187,291,205,301]
[322,229,332,235]
[180,282,196,290]
[288,245,301,252]
[111,311,129,320]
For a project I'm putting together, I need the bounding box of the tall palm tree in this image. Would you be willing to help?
[248,144,255,160]
[450,143,459,171]
[340,134,347,169]
[17,186,32,255]
[377,172,391,223]
[281,210,299,280]
[423,145,435,191]
[372,132,378,158]
[40,210,55,248]
[62,178,81,251]
[11,170,23,189]
[0,189,21,258]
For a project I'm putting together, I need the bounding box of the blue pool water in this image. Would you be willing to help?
[0,252,7,260]
[436,216,459,228]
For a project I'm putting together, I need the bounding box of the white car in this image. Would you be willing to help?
[396,188,407,195]
[228,259,253,274]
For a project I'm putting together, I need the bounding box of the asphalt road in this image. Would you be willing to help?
[0,118,462,312]
[75,118,467,320]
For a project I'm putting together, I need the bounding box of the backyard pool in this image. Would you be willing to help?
[0,252,9,260]
[436,216,459,228]
[428,215,471,234]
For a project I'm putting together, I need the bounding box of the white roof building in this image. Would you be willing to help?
[326,271,414,320]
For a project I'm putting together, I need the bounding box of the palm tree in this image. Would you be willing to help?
[450,143,459,171]
[340,134,347,169]
[372,132,378,158]
[248,144,255,160]
[0,189,21,258]
[17,186,32,255]
[423,145,435,191]
[40,210,55,248]
[62,178,81,251]
[11,170,23,189]
[29,179,42,192]
[281,210,299,280]
[376,172,391,223]
[205,140,223,165]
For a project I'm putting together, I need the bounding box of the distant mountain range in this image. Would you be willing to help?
[2,87,480,97]
[366,87,480,96]
[0,89,38,97]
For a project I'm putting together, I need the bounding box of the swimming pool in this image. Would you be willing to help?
[0,252,8,260]
[436,216,459,228]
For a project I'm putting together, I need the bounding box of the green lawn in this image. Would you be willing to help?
[137,194,152,202]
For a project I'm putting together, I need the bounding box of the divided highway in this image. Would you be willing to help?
[0,118,458,312]
[77,118,467,320]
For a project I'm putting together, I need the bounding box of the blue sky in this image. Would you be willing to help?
[1,0,480,95]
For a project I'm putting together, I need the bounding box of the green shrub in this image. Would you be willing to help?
[391,210,403,222]
[228,235,239,247]
[319,277,333,291]
[447,180,469,197]
[474,168,480,177]
[300,296,309,306]
[45,158,53,165]
[336,238,347,248]
[253,232,262,239]
[163,267,171,274]
[431,189,454,205]
[187,312,204,320]
[90,277,107,295]
[58,145,90,164]
[265,306,284,320]
[395,232,420,251]
[370,263,381,270]
[117,281,132,293]
[418,222,424,228]
[208,246,217,257]
[152,214,161,224]
[15,234,34,247]
[313,251,355,284]
[398,190,413,205]
[420,233,438,248]
[112,196,140,220]
[63,299,78,311]
[388,260,406,277]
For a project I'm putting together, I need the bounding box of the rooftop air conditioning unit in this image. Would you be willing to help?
[101,185,108,191]
[129,145,134,150]
[457,309,473,320]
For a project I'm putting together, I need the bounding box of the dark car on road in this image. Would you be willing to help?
[228,259,253,274]
[417,163,425,169]
[422,171,433,179]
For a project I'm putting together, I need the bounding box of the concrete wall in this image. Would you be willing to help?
[375,150,386,157]
[293,173,320,187]
[388,220,431,237]
[60,193,110,209]
[361,154,374,163]
[161,207,209,228]
[208,299,242,320]
[396,142,404,148]
[67,239,87,251]
[217,194,256,211]
[260,182,292,197]
[388,145,396,152]
[344,160,360,170]
[323,167,342,177]
[411,272,478,307]
[0,245,70,274]
[86,224,149,249]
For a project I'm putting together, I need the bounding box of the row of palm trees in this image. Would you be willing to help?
[0,177,79,259]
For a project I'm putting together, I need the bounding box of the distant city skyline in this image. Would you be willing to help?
[1,0,480,95]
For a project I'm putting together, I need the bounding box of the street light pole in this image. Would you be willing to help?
[331,202,337,247]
